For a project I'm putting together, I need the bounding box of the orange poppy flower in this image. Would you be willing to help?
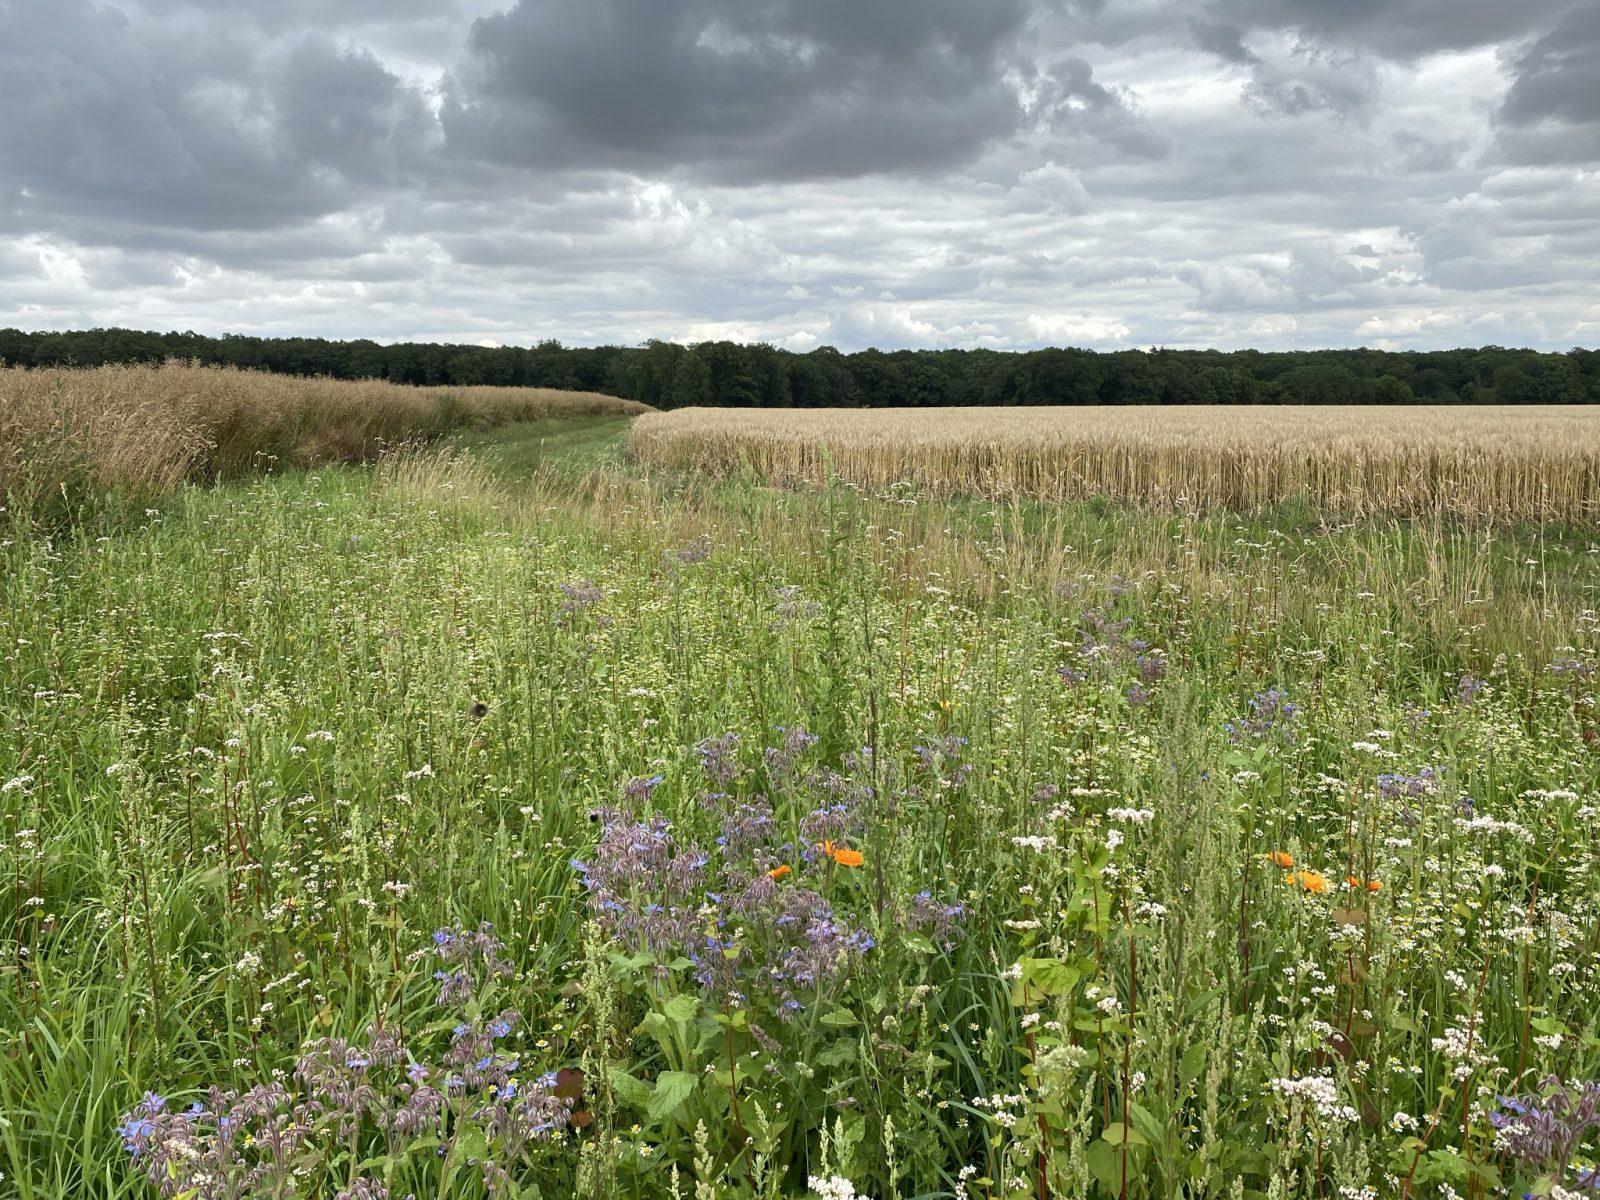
[767,864,792,881]
[1291,870,1329,895]
[820,841,864,868]
[1267,851,1295,869]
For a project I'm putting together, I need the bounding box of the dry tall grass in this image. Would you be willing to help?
[631,405,1600,522]
[1,362,648,513]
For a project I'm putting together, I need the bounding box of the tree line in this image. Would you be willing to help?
[3,327,1597,407]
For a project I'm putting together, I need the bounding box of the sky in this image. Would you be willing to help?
[1,0,1597,353]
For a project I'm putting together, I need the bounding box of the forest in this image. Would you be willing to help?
[3,326,1597,407]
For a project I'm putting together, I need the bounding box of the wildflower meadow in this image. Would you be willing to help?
[2,416,1598,1200]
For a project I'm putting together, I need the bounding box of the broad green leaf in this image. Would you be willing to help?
[1179,1041,1207,1084]
[647,1070,698,1124]
[663,992,700,1025]
[607,1067,654,1110]
[1101,1121,1150,1147]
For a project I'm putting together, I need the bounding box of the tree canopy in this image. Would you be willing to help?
[3,327,1596,407]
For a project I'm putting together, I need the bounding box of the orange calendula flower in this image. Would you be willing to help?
[1267,851,1295,869]
[767,864,792,881]
[820,841,864,868]
[1291,870,1329,894]
[1347,875,1381,893]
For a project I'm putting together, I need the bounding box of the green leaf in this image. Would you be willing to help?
[1179,1042,1207,1085]
[663,992,700,1025]
[1128,1101,1166,1149]
[647,1070,698,1124]
[1021,957,1082,996]
[1101,1121,1150,1147]
[452,1123,490,1164]
[816,1039,858,1067]
[607,1067,654,1110]
[1085,1140,1121,1188]
[638,1011,672,1054]
[819,1007,857,1028]
[608,950,656,977]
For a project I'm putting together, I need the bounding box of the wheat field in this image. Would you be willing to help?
[631,405,1600,522]
[0,362,648,514]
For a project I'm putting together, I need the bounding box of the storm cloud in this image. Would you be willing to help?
[1,0,1596,351]
[442,0,1038,180]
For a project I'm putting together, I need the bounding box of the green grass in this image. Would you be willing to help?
[451,414,639,477]
[2,414,1597,1200]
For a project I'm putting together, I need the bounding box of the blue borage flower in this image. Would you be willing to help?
[572,728,883,1017]
[1377,766,1441,799]
[1491,1078,1600,1191]
[908,890,968,949]
[1226,688,1299,745]
[430,922,511,1006]
[120,923,576,1198]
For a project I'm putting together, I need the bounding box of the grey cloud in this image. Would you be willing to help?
[1207,0,1574,58]
[271,39,438,183]
[1025,57,1172,158]
[117,0,490,37]
[1243,43,1379,119]
[0,0,435,240]
[441,0,1038,181]
[1190,19,1260,64]
[1495,5,1600,163]
[1390,130,1467,174]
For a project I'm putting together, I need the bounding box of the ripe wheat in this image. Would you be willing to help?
[631,405,1600,522]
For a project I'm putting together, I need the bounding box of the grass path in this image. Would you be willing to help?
[450,414,640,478]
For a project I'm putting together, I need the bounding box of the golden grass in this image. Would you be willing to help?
[1,362,648,513]
[631,405,1600,522]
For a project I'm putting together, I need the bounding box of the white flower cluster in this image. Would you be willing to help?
[1268,1075,1359,1125]
[1430,1025,1494,1080]
[1106,807,1154,825]
[809,1176,863,1200]
[1453,814,1533,842]
[1010,835,1057,852]
[971,1093,1029,1129]
[1035,1044,1090,1074]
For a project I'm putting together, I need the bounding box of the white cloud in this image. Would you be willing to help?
[1248,315,1298,336]
[1355,311,1460,338]
[1008,163,1092,215]
[1025,313,1133,344]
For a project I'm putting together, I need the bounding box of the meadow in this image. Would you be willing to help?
[630,406,1600,524]
[2,396,1598,1200]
